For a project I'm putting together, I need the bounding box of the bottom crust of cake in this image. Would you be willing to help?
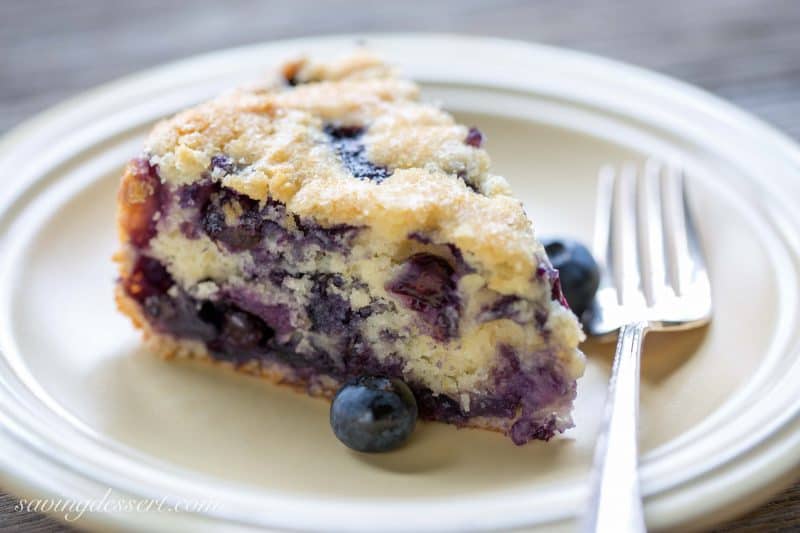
[115,285,543,438]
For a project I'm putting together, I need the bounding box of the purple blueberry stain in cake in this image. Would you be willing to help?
[477,296,552,342]
[495,347,571,409]
[407,232,432,245]
[407,233,475,276]
[492,345,574,444]
[124,158,168,248]
[223,288,296,339]
[178,179,215,209]
[464,127,484,148]
[296,219,361,252]
[202,208,262,252]
[385,253,461,341]
[307,273,353,337]
[456,170,481,193]
[411,386,520,426]
[176,180,363,261]
[260,219,291,248]
[125,256,218,342]
[379,329,402,343]
[542,238,600,317]
[179,221,200,239]
[208,308,274,362]
[210,154,242,175]
[146,291,220,342]
[510,416,558,445]
[342,336,403,378]
[125,257,285,365]
[125,255,173,300]
[412,388,468,424]
[410,386,526,428]
[548,269,569,309]
[478,295,525,323]
[324,124,392,182]
[478,295,548,327]
[536,261,570,309]
[125,259,366,377]
[446,243,475,276]
[467,396,518,419]
[201,188,264,252]
[265,268,296,287]
[535,309,549,330]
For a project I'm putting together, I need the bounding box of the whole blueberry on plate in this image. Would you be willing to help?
[542,238,600,317]
[330,376,418,452]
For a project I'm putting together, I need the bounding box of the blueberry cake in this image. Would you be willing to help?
[115,51,585,444]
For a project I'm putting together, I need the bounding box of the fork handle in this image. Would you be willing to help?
[582,321,649,533]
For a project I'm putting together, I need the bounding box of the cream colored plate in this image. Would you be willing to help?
[1,35,800,532]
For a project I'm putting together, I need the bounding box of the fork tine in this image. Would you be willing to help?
[612,164,641,305]
[661,166,694,296]
[636,160,668,306]
[593,166,615,284]
[681,170,710,281]
[587,161,712,338]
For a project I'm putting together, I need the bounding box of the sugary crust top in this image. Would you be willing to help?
[144,51,543,295]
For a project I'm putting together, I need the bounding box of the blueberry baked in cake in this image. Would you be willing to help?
[115,51,585,445]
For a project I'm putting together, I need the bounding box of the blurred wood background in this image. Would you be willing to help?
[1,0,799,531]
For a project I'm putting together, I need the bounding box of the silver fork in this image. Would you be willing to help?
[581,161,713,533]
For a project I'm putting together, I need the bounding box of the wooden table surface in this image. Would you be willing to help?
[1,1,799,531]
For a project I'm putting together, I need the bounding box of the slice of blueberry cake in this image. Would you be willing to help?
[115,51,585,444]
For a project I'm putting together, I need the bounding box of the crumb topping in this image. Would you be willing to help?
[145,51,543,295]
